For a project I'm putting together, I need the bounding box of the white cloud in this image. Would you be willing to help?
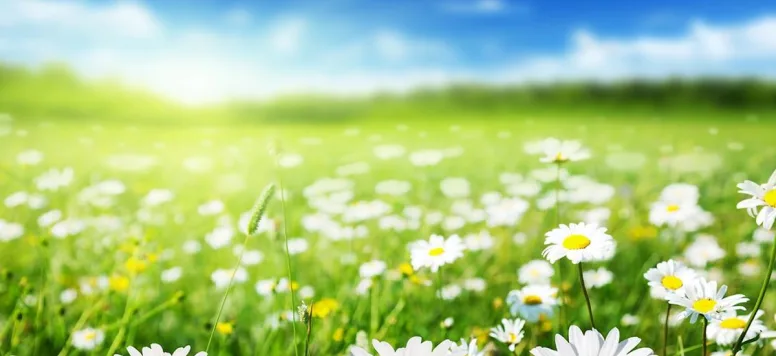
[269,18,307,55]
[0,0,161,38]
[373,30,454,62]
[441,0,527,15]
[225,8,252,26]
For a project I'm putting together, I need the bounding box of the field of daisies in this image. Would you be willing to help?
[1,117,776,356]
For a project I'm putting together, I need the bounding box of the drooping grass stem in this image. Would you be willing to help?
[577,262,596,330]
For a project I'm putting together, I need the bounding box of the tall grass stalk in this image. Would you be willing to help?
[732,235,776,354]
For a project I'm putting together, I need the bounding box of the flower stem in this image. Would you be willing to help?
[732,234,776,354]
[663,303,672,356]
[577,262,596,329]
[278,174,300,356]
[702,317,708,356]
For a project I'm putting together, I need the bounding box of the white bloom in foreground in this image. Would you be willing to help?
[666,278,748,323]
[452,339,484,356]
[707,310,766,346]
[72,327,104,350]
[542,223,614,264]
[116,343,207,356]
[643,260,697,298]
[490,318,526,352]
[507,285,558,322]
[349,337,456,356]
[737,169,776,230]
[518,260,555,285]
[530,326,655,356]
[537,138,591,164]
[410,234,465,272]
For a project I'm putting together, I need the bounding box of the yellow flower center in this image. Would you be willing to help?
[764,189,776,208]
[429,247,445,256]
[562,234,591,250]
[692,298,717,313]
[508,332,519,343]
[554,152,567,162]
[661,275,683,290]
[84,331,97,341]
[720,318,747,329]
[666,204,680,212]
[523,295,543,305]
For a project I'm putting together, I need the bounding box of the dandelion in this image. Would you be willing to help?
[506,285,558,322]
[489,318,526,352]
[530,326,655,356]
[215,322,233,335]
[737,169,776,229]
[409,234,465,272]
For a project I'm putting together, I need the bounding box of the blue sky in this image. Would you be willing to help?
[1,0,776,104]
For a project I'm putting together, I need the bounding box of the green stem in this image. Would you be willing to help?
[577,262,596,330]
[56,299,105,356]
[304,303,314,356]
[205,236,252,353]
[106,283,135,355]
[370,279,379,336]
[732,234,776,354]
[702,317,708,356]
[277,171,300,356]
[663,303,671,356]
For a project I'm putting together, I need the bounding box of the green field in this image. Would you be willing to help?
[1,115,776,355]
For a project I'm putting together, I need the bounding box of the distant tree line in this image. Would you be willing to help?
[2,62,776,123]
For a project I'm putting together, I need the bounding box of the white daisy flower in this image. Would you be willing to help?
[490,318,526,352]
[17,149,43,165]
[643,260,697,298]
[373,144,406,160]
[518,260,555,285]
[350,336,456,356]
[409,234,465,272]
[666,278,748,323]
[60,288,78,304]
[452,339,485,356]
[683,234,725,267]
[583,267,613,289]
[210,268,247,289]
[754,227,775,243]
[621,314,640,326]
[707,310,767,346]
[0,220,24,242]
[35,168,74,191]
[440,177,471,198]
[375,180,411,196]
[359,260,387,279]
[530,326,655,356]
[71,327,104,350]
[542,223,615,264]
[439,284,462,300]
[507,285,558,322]
[118,343,207,356]
[161,267,183,283]
[409,150,445,167]
[537,138,591,164]
[462,278,487,292]
[737,169,776,229]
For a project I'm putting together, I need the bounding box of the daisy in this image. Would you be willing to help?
[452,339,485,356]
[359,260,387,279]
[0,220,24,242]
[440,177,471,198]
[666,278,748,323]
[490,318,526,352]
[737,169,776,229]
[210,268,247,289]
[537,138,591,164]
[506,285,558,322]
[643,260,697,297]
[518,260,555,285]
[707,310,767,346]
[683,235,725,267]
[72,327,105,350]
[542,223,615,264]
[117,344,207,356]
[530,326,655,356]
[583,267,613,289]
[350,337,455,356]
[409,150,445,167]
[375,180,411,196]
[409,234,465,272]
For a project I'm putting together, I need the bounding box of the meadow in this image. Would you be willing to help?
[0,113,775,356]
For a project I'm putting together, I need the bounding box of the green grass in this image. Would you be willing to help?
[0,115,775,355]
